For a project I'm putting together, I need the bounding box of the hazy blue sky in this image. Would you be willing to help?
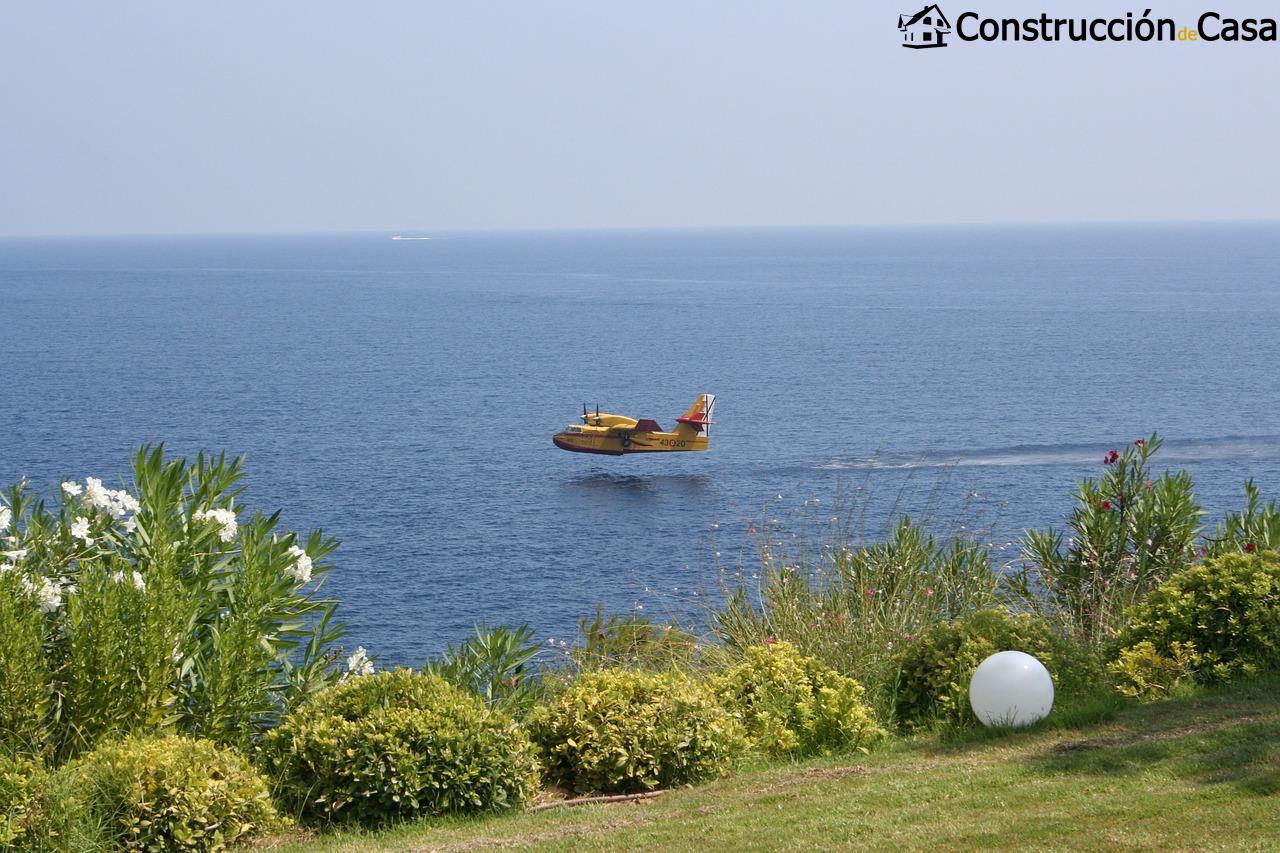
[2,1,1278,235]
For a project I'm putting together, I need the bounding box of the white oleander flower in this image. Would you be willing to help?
[122,516,137,534]
[193,507,238,542]
[84,477,111,510]
[113,490,140,515]
[2,549,27,561]
[285,545,313,584]
[70,516,93,546]
[62,481,83,497]
[345,646,374,677]
[99,488,140,519]
[0,506,10,531]
[110,569,147,592]
[21,576,62,613]
[0,563,14,574]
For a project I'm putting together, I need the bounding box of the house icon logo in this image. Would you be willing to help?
[898,4,951,48]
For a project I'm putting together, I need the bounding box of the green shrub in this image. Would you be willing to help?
[263,669,539,826]
[0,447,346,761]
[425,624,545,716]
[713,642,882,757]
[715,513,1000,715]
[1,754,114,852]
[1005,435,1202,648]
[67,735,281,852]
[573,608,701,672]
[1206,480,1280,558]
[1115,551,1280,683]
[1,753,50,849]
[57,560,187,759]
[892,608,1098,729]
[1108,641,1200,700]
[0,571,52,761]
[528,668,746,794]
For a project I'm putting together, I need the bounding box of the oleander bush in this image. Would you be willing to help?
[1005,435,1202,648]
[527,668,747,794]
[263,669,539,826]
[892,608,1100,730]
[713,641,883,757]
[66,735,281,852]
[1113,551,1280,685]
[1205,480,1280,558]
[0,447,346,761]
[425,624,545,716]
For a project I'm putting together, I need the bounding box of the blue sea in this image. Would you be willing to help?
[3,224,1279,665]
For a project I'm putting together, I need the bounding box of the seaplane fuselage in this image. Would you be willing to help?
[553,394,715,456]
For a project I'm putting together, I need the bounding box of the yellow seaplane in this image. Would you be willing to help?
[553,394,716,456]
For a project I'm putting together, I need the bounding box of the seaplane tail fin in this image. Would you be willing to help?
[675,393,716,435]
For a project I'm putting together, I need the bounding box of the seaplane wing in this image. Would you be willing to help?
[607,420,661,434]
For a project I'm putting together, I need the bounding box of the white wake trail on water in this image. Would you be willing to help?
[816,435,1280,471]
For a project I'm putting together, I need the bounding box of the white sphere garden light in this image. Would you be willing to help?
[969,651,1055,727]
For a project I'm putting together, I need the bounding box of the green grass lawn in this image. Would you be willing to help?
[261,677,1280,852]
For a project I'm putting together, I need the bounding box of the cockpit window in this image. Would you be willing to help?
[565,425,582,433]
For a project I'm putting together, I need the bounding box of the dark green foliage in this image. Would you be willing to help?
[1207,480,1280,558]
[67,735,281,852]
[263,669,539,826]
[527,668,747,794]
[892,608,1100,729]
[1006,434,1202,647]
[1115,551,1280,683]
[713,642,884,757]
[0,572,52,761]
[425,624,544,716]
[57,561,186,761]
